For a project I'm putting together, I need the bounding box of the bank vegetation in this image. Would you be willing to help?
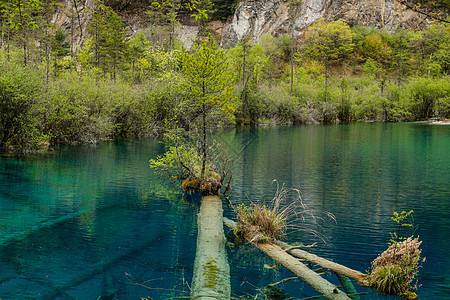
[0,1,449,152]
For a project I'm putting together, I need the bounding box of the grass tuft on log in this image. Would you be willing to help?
[369,236,424,300]
[368,210,424,300]
[232,181,335,243]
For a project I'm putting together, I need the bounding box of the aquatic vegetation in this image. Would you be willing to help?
[233,182,334,243]
[369,236,424,299]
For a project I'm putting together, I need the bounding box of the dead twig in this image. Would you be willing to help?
[267,276,299,287]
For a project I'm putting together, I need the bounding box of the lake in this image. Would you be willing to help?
[0,122,448,299]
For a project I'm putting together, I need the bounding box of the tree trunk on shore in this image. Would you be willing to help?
[191,196,230,299]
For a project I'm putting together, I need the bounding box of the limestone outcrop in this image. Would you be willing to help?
[221,0,432,47]
[50,0,438,49]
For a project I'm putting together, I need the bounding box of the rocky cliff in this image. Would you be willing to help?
[51,0,440,49]
[221,0,431,47]
[51,0,96,47]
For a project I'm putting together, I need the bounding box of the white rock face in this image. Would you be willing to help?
[176,25,199,50]
[50,0,430,49]
[221,0,427,47]
[221,0,291,47]
[52,0,96,47]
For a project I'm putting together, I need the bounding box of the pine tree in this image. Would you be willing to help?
[88,4,127,80]
[181,38,234,179]
[51,28,70,75]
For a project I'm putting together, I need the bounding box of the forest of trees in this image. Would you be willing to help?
[0,0,449,152]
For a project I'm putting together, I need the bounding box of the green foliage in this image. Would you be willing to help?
[51,28,69,57]
[150,142,202,180]
[41,73,119,144]
[1,0,43,65]
[181,38,234,115]
[369,211,424,300]
[147,0,179,25]
[186,0,214,22]
[212,0,236,20]
[1,6,449,155]
[304,18,355,65]
[51,28,70,74]
[149,132,225,181]
[408,77,450,120]
[87,4,128,78]
[127,32,150,84]
[390,210,414,244]
[0,63,44,151]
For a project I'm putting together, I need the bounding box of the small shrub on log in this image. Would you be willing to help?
[369,236,424,300]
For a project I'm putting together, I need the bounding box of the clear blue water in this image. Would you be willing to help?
[0,123,449,299]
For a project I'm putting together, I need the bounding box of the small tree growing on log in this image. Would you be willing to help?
[150,37,234,196]
[181,37,234,194]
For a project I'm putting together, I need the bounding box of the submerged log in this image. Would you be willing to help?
[336,273,360,300]
[0,209,92,246]
[223,218,351,300]
[191,196,230,299]
[273,240,369,286]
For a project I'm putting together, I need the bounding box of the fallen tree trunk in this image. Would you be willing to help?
[257,243,351,300]
[223,218,351,300]
[191,196,230,299]
[273,240,369,286]
[1,209,92,246]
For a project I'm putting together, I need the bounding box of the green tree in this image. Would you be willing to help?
[186,0,214,36]
[304,18,354,121]
[288,0,302,94]
[228,37,269,124]
[417,22,450,75]
[387,29,414,84]
[37,0,59,83]
[147,0,182,53]
[88,3,127,80]
[212,0,236,20]
[181,38,234,180]
[1,0,42,66]
[51,28,70,76]
[127,31,149,84]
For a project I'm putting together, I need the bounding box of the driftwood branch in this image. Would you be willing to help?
[267,276,299,287]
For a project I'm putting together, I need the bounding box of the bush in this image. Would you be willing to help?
[369,236,423,300]
[41,73,117,145]
[408,77,450,120]
[0,63,45,151]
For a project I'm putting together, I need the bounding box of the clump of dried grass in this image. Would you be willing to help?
[234,202,287,243]
[233,181,335,244]
[369,236,424,300]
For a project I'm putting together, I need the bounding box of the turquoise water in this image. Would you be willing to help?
[0,123,449,299]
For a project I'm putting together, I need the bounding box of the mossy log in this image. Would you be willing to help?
[191,196,230,299]
[223,218,351,300]
[336,273,360,300]
[273,240,369,286]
